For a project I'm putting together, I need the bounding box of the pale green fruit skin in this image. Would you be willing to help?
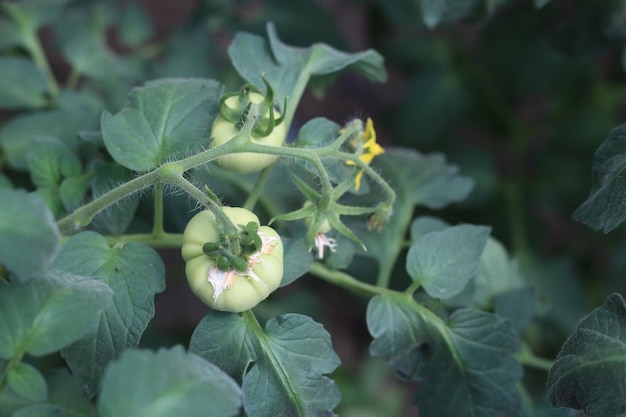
[303,201,332,234]
[211,93,287,173]
[182,207,284,312]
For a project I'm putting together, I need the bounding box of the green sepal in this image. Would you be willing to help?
[238,221,262,255]
[216,255,230,271]
[288,171,322,203]
[271,203,317,224]
[216,75,287,139]
[201,242,221,255]
[327,212,367,251]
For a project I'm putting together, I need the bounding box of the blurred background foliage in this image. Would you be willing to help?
[4,0,626,415]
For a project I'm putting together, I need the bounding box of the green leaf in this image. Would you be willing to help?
[27,137,81,188]
[90,163,139,236]
[367,294,522,417]
[229,23,386,106]
[45,368,97,417]
[573,124,626,232]
[409,216,449,242]
[446,237,536,310]
[35,186,64,218]
[62,32,134,82]
[379,148,474,210]
[190,311,341,417]
[467,237,526,309]
[59,176,89,211]
[53,231,166,396]
[189,311,253,382]
[101,78,222,172]
[0,368,96,417]
[280,237,313,287]
[548,293,626,417]
[0,91,102,170]
[7,362,47,402]
[293,117,361,186]
[406,224,490,299]
[0,188,60,283]
[97,346,241,417]
[294,117,340,149]
[0,269,112,359]
[119,1,153,47]
[356,148,474,283]
[0,57,48,109]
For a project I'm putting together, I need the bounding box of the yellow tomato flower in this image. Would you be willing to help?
[345,118,384,190]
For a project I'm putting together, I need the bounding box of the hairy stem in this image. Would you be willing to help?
[309,262,393,298]
[166,173,240,249]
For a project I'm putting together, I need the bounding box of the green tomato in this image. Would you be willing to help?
[211,93,287,174]
[303,201,332,234]
[182,207,284,312]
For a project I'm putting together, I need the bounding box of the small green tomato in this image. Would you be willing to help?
[181,207,284,312]
[303,201,332,234]
[302,201,336,259]
[211,92,287,173]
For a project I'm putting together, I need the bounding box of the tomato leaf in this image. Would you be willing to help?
[45,369,97,417]
[7,362,47,402]
[97,346,241,417]
[355,149,474,283]
[406,224,491,299]
[0,269,112,358]
[367,294,522,417]
[101,78,222,172]
[0,189,60,283]
[190,312,341,417]
[53,231,166,397]
[409,216,449,242]
[59,176,89,212]
[573,124,626,232]
[280,237,313,287]
[229,23,386,106]
[0,57,48,110]
[0,91,102,170]
[548,293,626,417]
[0,367,97,417]
[27,137,81,188]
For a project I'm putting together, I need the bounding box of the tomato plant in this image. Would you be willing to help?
[1,1,626,416]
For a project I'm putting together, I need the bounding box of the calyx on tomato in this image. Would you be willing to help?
[210,77,288,173]
[182,207,284,312]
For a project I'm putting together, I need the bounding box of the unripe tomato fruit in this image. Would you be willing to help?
[182,207,284,312]
[211,93,287,174]
[303,201,332,234]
